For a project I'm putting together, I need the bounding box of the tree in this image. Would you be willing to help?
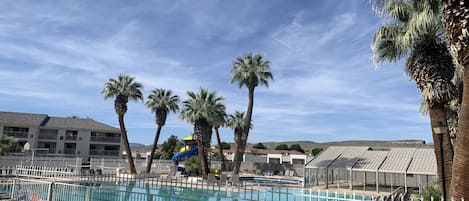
[372,0,455,197]
[253,143,267,149]
[145,89,180,173]
[441,0,469,198]
[220,142,231,150]
[102,74,143,174]
[226,111,249,175]
[212,105,228,171]
[311,148,323,156]
[161,135,180,160]
[275,144,289,150]
[0,135,19,155]
[289,144,305,153]
[180,88,226,177]
[230,53,273,175]
[184,156,200,176]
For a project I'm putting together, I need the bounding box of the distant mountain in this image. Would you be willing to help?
[129,143,146,148]
[254,140,430,153]
[129,139,431,154]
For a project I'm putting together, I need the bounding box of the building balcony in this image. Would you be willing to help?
[38,133,57,140]
[90,136,120,143]
[89,150,120,156]
[63,148,76,155]
[65,136,77,141]
[4,132,28,139]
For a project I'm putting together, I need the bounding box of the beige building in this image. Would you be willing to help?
[224,148,308,164]
[0,111,122,158]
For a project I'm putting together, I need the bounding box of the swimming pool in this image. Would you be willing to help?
[72,181,375,201]
[11,178,375,201]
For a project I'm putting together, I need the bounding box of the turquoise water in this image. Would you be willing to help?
[10,180,374,201]
[69,181,374,201]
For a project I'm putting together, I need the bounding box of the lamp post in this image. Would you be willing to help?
[432,122,448,201]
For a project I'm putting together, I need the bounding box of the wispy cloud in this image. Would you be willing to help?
[0,1,432,145]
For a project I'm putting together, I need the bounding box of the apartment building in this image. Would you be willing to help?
[0,111,122,158]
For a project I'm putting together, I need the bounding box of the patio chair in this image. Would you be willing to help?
[284,170,290,176]
[289,170,295,177]
[207,173,216,185]
[219,174,228,186]
[228,174,240,186]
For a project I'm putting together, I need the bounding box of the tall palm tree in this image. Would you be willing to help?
[230,53,273,175]
[213,111,227,171]
[372,0,455,197]
[180,88,226,176]
[102,74,143,174]
[441,0,469,199]
[145,89,180,173]
[226,111,250,175]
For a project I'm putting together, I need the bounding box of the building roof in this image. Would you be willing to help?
[305,146,347,168]
[352,150,388,172]
[378,148,414,173]
[0,111,119,132]
[46,117,119,131]
[407,148,437,175]
[329,146,369,169]
[305,146,436,176]
[0,112,48,127]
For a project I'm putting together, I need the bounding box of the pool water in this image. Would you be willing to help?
[71,181,374,201]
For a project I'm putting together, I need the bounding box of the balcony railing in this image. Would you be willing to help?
[89,150,120,156]
[4,132,28,138]
[65,136,77,141]
[90,136,120,143]
[38,133,57,140]
[63,149,76,155]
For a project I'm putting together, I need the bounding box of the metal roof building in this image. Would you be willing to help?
[304,146,437,193]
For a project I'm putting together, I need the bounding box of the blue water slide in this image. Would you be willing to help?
[171,147,198,162]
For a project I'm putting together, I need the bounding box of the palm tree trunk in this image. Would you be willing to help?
[215,127,226,171]
[245,87,255,134]
[195,119,210,177]
[146,124,163,173]
[451,66,469,200]
[232,132,246,174]
[118,114,137,174]
[429,104,453,200]
[232,87,255,175]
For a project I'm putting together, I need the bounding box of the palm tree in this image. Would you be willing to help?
[213,111,228,171]
[441,0,469,199]
[230,53,273,175]
[372,0,455,197]
[145,89,180,173]
[225,111,250,175]
[180,88,226,176]
[102,74,143,174]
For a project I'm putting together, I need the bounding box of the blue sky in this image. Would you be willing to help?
[0,0,431,145]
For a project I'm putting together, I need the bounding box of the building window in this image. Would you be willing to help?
[65,130,78,141]
[90,132,120,143]
[39,129,58,140]
[3,126,29,138]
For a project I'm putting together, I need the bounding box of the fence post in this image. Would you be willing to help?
[47,182,54,201]
[10,179,16,200]
[85,186,91,201]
